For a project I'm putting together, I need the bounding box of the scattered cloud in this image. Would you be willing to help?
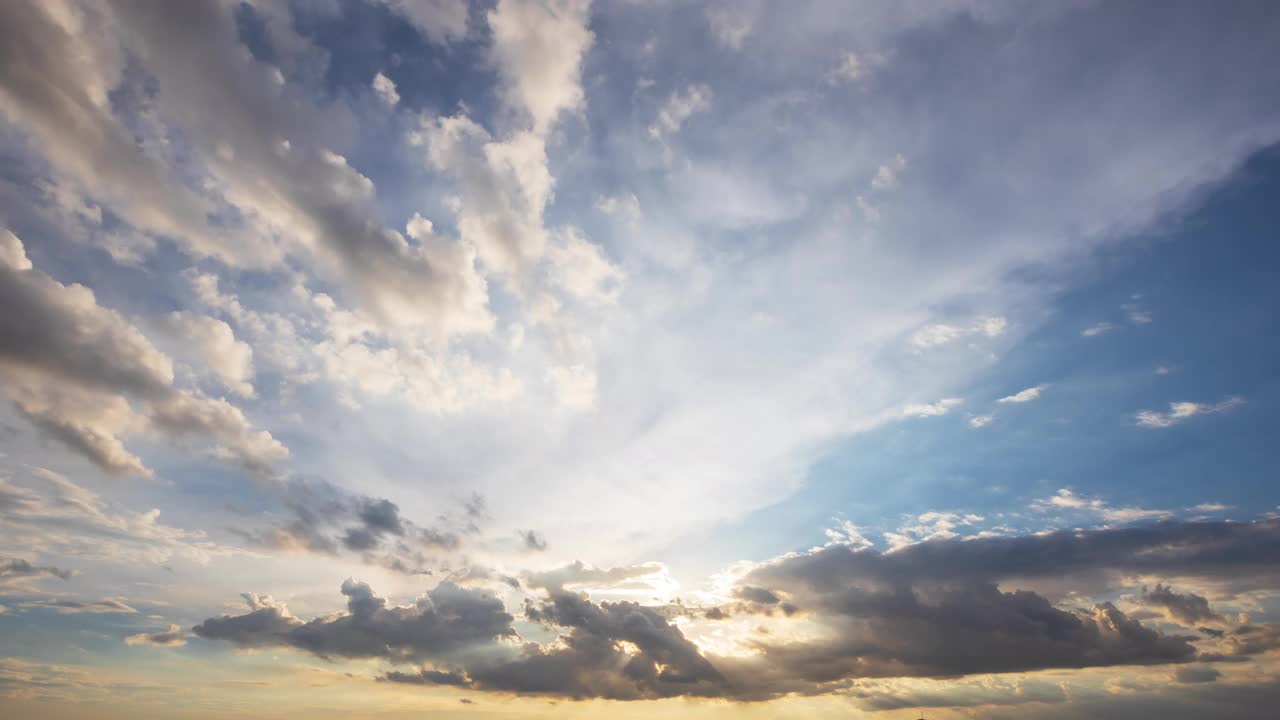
[1136,397,1245,428]
[903,398,962,417]
[997,385,1046,404]
[371,71,399,106]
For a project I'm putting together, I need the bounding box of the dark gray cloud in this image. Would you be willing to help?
[231,478,467,573]
[1173,665,1221,684]
[199,519,1280,702]
[194,579,515,662]
[0,557,71,582]
[518,529,547,551]
[1141,584,1223,626]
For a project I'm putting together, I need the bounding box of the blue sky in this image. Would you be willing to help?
[1,1,1279,718]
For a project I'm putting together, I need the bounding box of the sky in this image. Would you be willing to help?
[1,0,1279,717]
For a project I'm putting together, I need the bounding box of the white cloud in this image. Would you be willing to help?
[911,316,1007,349]
[371,71,399,106]
[545,364,597,410]
[903,398,962,417]
[1031,488,1173,524]
[650,84,713,140]
[871,153,907,190]
[997,385,1045,404]
[706,6,753,50]
[486,0,593,135]
[968,414,994,428]
[1082,322,1115,337]
[157,312,256,398]
[1136,397,1245,428]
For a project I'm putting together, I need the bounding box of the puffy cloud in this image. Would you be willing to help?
[0,232,284,476]
[1140,584,1222,626]
[154,313,256,398]
[968,414,994,428]
[371,71,399,107]
[124,624,188,647]
[1082,322,1116,337]
[194,579,515,662]
[1136,397,1245,428]
[486,0,593,135]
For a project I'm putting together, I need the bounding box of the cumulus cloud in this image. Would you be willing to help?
[486,0,593,135]
[0,232,284,476]
[155,312,256,398]
[1082,322,1116,337]
[194,579,515,662]
[1136,397,1245,428]
[968,414,994,428]
[371,71,400,106]
[1140,584,1222,626]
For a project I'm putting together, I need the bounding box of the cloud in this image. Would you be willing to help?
[518,530,548,551]
[1032,489,1173,523]
[0,467,234,566]
[903,398,962,417]
[371,71,400,106]
[486,0,593,135]
[231,478,469,573]
[1136,397,1245,428]
[188,517,1280,701]
[125,624,188,647]
[1082,322,1116,337]
[1172,665,1220,684]
[870,153,907,190]
[154,312,256,398]
[998,385,1046,403]
[911,316,1007,349]
[706,6,754,50]
[194,579,516,662]
[1140,584,1222,626]
[968,414,994,428]
[0,557,71,583]
[18,598,136,614]
[650,84,713,140]
[0,231,285,476]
